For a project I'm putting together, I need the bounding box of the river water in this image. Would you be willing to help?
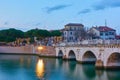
[0,55,120,80]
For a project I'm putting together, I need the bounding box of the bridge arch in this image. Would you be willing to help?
[58,50,64,58]
[107,52,120,67]
[82,51,97,63]
[68,50,76,60]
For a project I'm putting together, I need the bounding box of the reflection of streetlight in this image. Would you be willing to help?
[36,59,45,79]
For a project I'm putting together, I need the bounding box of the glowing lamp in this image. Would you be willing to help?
[38,46,43,50]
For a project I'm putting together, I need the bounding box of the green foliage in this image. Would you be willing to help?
[25,29,51,37]
[24,29,36,37]
[0,28,62,43]
[50,30,62,36]
[0,28,24,42]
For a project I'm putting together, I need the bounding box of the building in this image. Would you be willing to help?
[15,38,31,46]
[116,35,120,40]
[89,26,116,40]
[62,23,84,42]
[53,36,63,43]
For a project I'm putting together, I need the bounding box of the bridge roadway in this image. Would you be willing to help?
[55,44,120,69]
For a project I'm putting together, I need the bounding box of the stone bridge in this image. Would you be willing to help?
[55,45,120,69]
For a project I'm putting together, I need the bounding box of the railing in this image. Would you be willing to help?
[55,40,120,48]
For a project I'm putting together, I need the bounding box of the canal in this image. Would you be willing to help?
[0,55,120,80]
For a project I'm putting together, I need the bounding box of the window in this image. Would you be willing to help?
[112,32,114,35]
[64,32,66,35]
[109,32,114,35]
[105,33,108,36]
[72,27,74,30]
[100,32,103,36]
[71,37,73,40]
[70,32,72,35]
[69,37,73,40]
[74,27,76,30]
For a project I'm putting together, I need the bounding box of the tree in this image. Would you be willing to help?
[24,29,51,42]
[75,27,87,41]
[24,29,36,37]
[0,28,24,42]
[0,28,62,43]
[50,30,62,36]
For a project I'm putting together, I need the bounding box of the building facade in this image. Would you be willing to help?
[62,23,84,42]
[90,26,116,40]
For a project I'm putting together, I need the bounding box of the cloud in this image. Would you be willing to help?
[93,0,120,11]
[35,22,41,26]
[78,0,120,15]
[78,9,91,14]
[4,22,9,25]
[45,4,71,14]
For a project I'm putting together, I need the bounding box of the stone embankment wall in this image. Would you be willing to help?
[0,46,33,54]
[34,46,56,56]
[0,45,56,56]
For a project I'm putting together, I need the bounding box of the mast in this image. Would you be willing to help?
[105,19,107,27]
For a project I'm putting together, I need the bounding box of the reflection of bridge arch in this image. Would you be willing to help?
[82,64,96,79]
[58,50,63,58]
[68,61,76,72]
[107,70,120,80]
[82,51,97,63]
[107,52,120,67]
[68,50,76,60]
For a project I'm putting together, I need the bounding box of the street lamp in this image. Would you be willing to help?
[38,46,43,54]
[38,46,43,50]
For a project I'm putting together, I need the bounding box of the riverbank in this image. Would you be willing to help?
[0,45,56,57]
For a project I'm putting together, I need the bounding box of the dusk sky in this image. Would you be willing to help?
[0,0,120,33]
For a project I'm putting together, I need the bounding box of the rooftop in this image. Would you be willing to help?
[65,23,84,26]
[116,35,120,39]
[94,26,116,32]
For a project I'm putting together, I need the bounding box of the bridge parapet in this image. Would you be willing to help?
[56,44,120,48]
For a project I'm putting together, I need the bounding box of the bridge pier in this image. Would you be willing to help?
[63,55,67,60]
[95,60,104,69]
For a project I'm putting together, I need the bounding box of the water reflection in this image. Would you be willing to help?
[1,55,120,80]
[36,59,45,79]
[96,69,104,77]
[107,70,120,80]
[82,64,96,79]
[68,60,76,73]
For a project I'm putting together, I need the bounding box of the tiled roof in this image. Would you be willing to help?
[60,28,69,31]
[116,35,120,39]
[94,26,116,32]
[65,23,84,26]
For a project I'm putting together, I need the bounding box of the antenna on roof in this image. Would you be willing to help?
[105,19,107,27]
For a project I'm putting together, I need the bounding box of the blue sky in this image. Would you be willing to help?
[0,0,120,33]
